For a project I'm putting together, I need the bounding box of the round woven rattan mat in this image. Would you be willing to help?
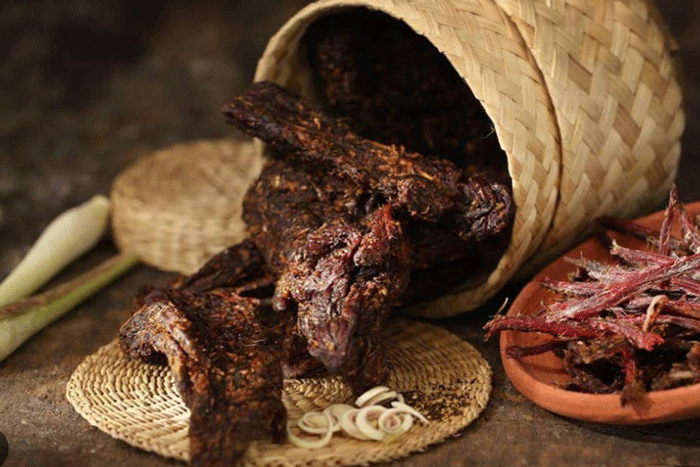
[111,138,263,275]
[66,318,491,466]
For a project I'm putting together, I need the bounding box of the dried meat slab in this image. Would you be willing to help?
[223,81,513,242]
[274,205,411,393]
[244,159,410,390]
[119,288,286,467]
[172,238,274,295]
[242,158,370,276]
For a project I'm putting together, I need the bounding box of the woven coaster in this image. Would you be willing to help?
[66,318,491,466]
[111,138,263,275]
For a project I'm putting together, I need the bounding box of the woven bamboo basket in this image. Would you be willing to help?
[254,0,684,317]
[112,0,684,318]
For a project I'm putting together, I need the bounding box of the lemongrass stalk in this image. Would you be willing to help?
[0,195,111,307]
[0,252,138,361]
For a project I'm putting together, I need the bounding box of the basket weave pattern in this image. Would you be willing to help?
[493,0,684,262]
[111,139,263,274]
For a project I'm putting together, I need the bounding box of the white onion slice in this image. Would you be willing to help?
[323,404,354,432]
[339,408,370,440]
[326,403,354,419]
[378,408,414,435]
[355,386,390,407]
[391,401,429,424]
[362,390,400,407]
[286,411,334,449]
[289,387,424,448]
[298,411,332,434]
[355,406,387,441]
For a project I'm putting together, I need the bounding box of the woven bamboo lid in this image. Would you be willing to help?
[254,0,684,317]
[66,319,492,466]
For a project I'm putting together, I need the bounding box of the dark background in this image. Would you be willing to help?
[0,1,699,466]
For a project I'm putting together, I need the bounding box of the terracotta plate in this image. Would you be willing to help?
[500,201,700,425]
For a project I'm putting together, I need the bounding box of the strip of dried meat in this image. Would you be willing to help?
[223,81,513,242]
[242,158,410,391]
[171,238,274,295]
[546,252,700,322]
[120,288,286,467]
[484,315,600,340]
[273,205,411,393]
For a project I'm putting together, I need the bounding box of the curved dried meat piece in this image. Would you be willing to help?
[119,289,286,467]
[223,81,513,236]
[273,205,411,393]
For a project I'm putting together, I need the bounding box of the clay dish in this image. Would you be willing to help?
[500,201,700,425]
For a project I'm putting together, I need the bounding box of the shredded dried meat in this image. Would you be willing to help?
[485,185,700,403]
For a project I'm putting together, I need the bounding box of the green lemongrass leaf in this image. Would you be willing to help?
[0,195,111,307]
[0,252,138,362]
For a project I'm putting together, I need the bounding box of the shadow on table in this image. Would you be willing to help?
[570,417,700,448]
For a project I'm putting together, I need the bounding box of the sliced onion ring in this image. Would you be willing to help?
[355,406,387,441]
[326,403,354,419]
[339,408,370,440]
[298,411,332,434]
[355,386,390,407]
[287,411,334,449]
[323,404,354,432]
[391,401,429,424]
[378,407,414,435]
[363,390,399,407]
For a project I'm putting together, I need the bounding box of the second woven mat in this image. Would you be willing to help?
[66,318,491,466]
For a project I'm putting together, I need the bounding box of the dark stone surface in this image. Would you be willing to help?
[0,0,699,466]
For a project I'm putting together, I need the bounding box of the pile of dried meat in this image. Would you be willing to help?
[486,186,700,404]
[119,13,513,467]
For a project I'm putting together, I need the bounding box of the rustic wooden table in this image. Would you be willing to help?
[1,0,699,466]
